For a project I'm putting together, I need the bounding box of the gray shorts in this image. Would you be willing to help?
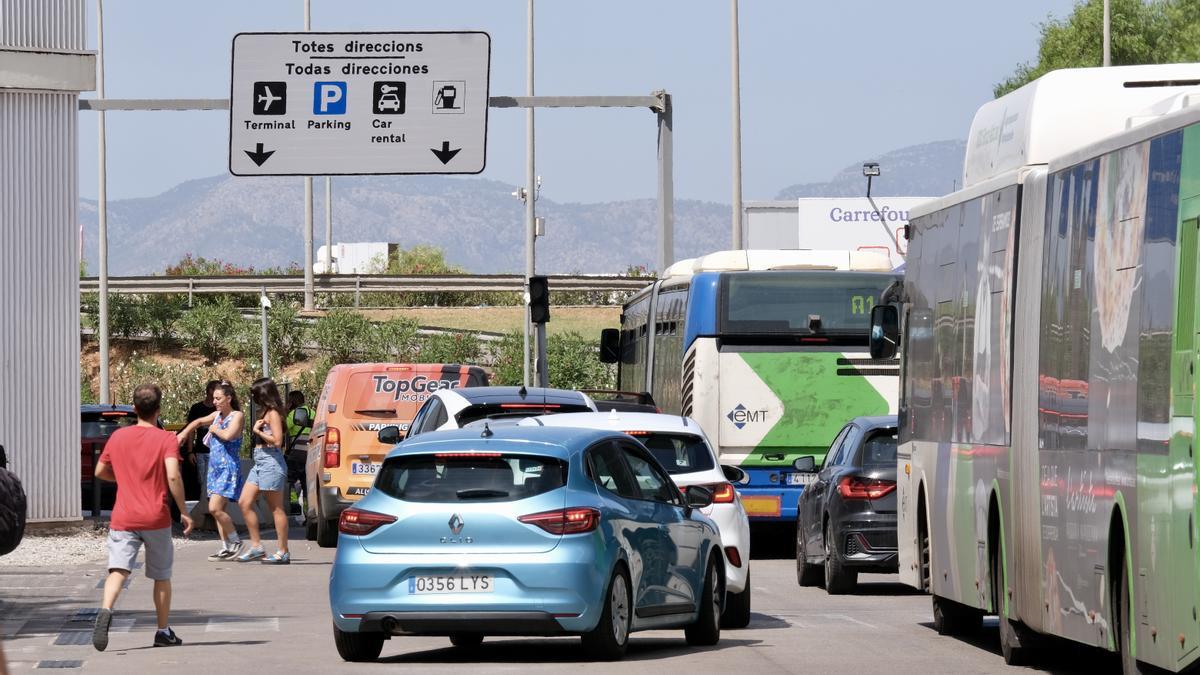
[247,447,288,493]
[107,527,174,580]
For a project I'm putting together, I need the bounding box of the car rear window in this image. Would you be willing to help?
[81,412,137,439]
[375,453,567,503]
[629,432,715,475]
[860,430,898,467]
[455,403,593,426]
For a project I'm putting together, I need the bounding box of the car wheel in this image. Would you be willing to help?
[684,555,722,646]
[332,623,384,662]
[581,566,632,660]
[449,633,484,649]
[796,520,823,587]
[721,568,751,629]
[316,496,338,548]
[823,521,857,595]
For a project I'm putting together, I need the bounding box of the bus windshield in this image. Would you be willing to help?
[720,271,897,335]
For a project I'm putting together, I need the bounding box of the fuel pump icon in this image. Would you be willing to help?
[432,82,464,113]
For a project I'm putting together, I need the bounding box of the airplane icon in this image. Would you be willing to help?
[258,86,281,111]
[252,81,287,115]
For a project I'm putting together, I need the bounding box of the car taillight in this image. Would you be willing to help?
[679,482,736,504]
[518,507,600,535]
[837,476,896,500]
[338,508,396,535]
[709,482,736,504]
[324,427,341,468]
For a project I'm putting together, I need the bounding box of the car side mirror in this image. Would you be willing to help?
[599,328,620,364]
[869,304,899,360]
[292,406,312,429]
[721,464,748,485]
[684,485,714,509]
[792,456,817,473]
[376,426,401,445]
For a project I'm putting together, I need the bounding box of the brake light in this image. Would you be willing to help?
[837,476,896,500]
[324,427,341,468]
[623,430,650,436]
[338,508,397,535]
[500,403,561,409]
[679,482,736,504]
[435,452,501,458]
[519,507,600,535]
[709,482,736,504]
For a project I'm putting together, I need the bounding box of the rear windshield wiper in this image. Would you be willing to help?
[456,488,510,499]
[355,408,397,416]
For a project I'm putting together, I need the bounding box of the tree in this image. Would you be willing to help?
[995,0,1200,98]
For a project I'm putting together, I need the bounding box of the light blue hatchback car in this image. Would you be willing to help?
[328,425,726,661]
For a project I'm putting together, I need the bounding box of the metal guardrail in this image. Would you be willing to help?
[79,274,653,295]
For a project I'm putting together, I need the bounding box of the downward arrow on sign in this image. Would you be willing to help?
[431,141,461,165]
[244,143,275,167]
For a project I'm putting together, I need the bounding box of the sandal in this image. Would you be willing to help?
[235,547,265,562]
[261,551,290,565]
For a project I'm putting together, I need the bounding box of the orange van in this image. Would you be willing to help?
[304,363,488,546]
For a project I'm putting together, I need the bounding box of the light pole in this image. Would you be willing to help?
[260,291,271,378]
[863,162,902,259]
[96,0,110,404]
[730,0,744,250]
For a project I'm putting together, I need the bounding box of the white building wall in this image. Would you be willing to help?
[0,0,89,521]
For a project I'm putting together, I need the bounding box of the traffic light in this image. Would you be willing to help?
[529,275,550,324]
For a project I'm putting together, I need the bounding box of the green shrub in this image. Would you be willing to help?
[295,357,335,398]
[311,308,375,363]
[174,297,246,362]
[108,293,143,338]
[110,354,209,424]
[80,367,97,404]
[267,301,308,365]
[419,331,482,365]
[369,317,421,362]
[140,294,186,343]
[486,330,613,389]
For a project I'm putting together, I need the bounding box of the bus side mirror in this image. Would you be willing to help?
[869,305,899,360]
[599,328,620,364]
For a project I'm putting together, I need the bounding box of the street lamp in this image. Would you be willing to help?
[862,162,902,259]
[260,291,272,378]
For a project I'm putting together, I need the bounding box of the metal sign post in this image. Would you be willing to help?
[228,31,491,176]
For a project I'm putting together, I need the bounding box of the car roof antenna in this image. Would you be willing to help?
[481,422,494,438]
[518,385,528,399]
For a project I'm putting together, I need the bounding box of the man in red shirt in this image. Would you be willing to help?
[92,383,194,651]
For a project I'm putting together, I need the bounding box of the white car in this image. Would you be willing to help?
[520,410,753,628]
[401,386,598,438]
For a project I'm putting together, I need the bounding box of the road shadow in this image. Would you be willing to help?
[115,639,270,651]
[850,580,923,596]
[741,612,791,630]
[918,619,1122,673]
[379,636,761,664]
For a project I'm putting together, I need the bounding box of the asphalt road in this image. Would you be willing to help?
[1,526,1120,674]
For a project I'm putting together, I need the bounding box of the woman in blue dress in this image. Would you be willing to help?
[177,381,245,561]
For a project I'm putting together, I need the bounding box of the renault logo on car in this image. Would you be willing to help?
[448,514,464,535]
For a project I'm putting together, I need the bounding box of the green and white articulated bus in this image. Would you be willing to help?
[869,64,1200,672]
[601,249,901,525]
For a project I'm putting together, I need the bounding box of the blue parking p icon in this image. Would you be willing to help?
[313,82,347,115]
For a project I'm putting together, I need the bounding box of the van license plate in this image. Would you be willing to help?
[351,462,381,476]
[409,575,494,594]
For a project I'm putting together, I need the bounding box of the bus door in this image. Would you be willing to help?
[1172,196,1200,662]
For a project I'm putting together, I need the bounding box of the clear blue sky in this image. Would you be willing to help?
[79,0,1077,203]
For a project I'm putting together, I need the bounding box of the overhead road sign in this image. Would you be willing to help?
[228,31,490,176]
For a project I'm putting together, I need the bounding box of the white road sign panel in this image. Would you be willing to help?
[229,31,490,176]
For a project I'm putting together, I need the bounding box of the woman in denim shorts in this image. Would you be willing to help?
[235,377,291,564]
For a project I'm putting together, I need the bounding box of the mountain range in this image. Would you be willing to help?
[79,139,965,275]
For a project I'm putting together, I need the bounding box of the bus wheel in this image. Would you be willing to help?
[931,594,981,636]
[918,495,932,592]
